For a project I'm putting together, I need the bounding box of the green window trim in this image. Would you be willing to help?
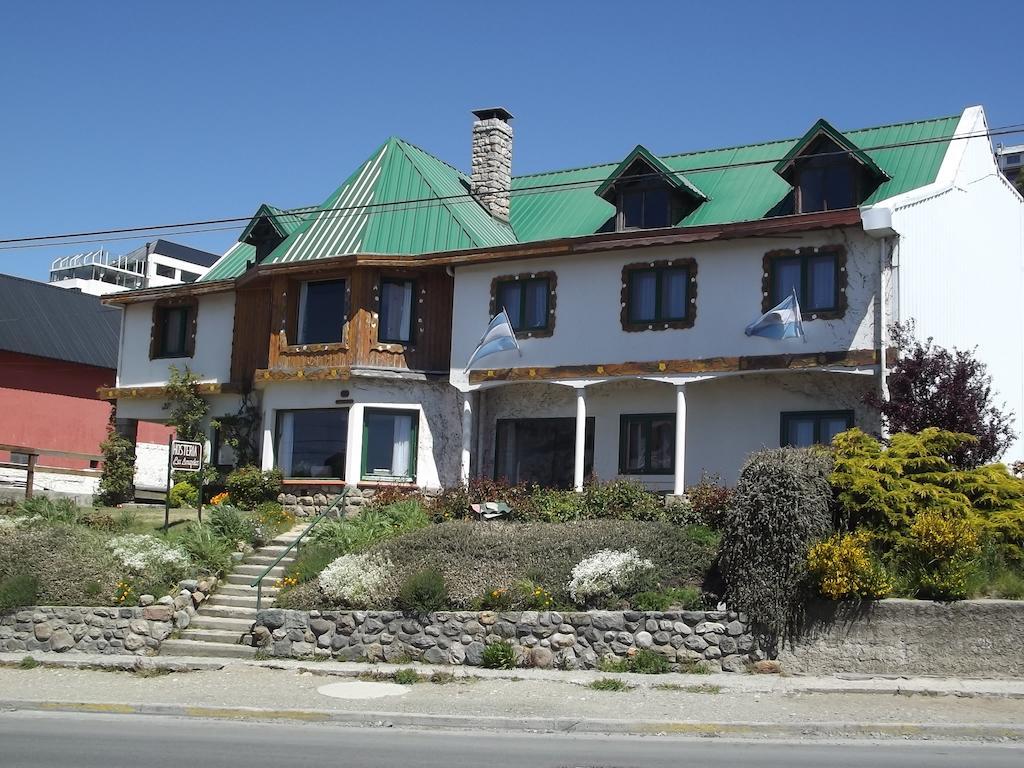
[377,277,417,345]
[779,410,854,447]
[360,407,419,483]
[618,413,676,475]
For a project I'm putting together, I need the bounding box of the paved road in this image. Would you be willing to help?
[1,711,1021,768]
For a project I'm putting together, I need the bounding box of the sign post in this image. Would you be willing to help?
[170,439,204,525]
[163,435,173,534]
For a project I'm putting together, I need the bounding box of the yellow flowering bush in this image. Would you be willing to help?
[807,531,892,600]
[274,575,299,590]
[899,510,980,600]
[115,580,136,605]
[210,492,230,506]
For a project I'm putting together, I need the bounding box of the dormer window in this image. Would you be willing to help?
[774,119,888,215]
[596,145,706,232]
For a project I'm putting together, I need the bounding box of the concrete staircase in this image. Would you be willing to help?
[159,525,305,658]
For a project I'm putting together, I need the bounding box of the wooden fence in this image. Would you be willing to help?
[0,443,103,499]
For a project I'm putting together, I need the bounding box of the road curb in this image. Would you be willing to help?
[1,698,1023,741]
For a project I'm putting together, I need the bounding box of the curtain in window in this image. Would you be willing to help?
[625,421,646,471]
[649,418,674,471]
[772,258,802,304]
[661,270,688,319]
[391,413,413,476]
[630,272,657,321]
[820,416,851,444]
[523,280,547,328]
[382,281,413,342]
[496,282,521,327]
[277,412,295,476]
[807,255,836,310]
[787,418,816,447]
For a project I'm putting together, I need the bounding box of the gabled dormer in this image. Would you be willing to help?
[775,119,888,213]
[596,145,706,231]
[240,204,291,266]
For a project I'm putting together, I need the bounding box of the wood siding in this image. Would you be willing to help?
[230,288,272,386]
[252,266,452,381]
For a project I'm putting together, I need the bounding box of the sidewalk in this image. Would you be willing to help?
[1,653,1023,741]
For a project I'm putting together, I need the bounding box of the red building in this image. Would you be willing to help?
[0,274,170,495]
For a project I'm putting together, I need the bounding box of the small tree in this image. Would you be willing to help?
[163,365,208,443]
[97,411,135,505]
[866,325,1016,469]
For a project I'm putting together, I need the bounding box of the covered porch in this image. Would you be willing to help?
[457,367,880,492]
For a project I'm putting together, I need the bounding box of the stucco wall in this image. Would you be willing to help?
[117,292,235,389]
[781,599,1024,677]
[450,228,880,385]
[258,377,461,490]
[480,371,877,486]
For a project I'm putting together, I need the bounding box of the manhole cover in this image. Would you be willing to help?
[317,681,411,700]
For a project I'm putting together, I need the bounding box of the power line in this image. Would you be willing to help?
[2,121,1022,253]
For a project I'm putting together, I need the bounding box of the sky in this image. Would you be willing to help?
[1,0,1020,281]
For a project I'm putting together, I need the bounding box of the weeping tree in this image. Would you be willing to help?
[97,410,135,506]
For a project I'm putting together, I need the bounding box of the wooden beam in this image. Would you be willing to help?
[0,444,104,462]
[97,382,242,400]
[469,348,890,384]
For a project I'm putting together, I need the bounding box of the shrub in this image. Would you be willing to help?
[898,510,980,600]
[598,649,671,674]
[1,526,122,605]
[97,412,135,506]
[589,678,632,691]
[206,505,255,545]
[0,574,39,612]
[518,580,554,610]
[16,497,80,525]
[477,587,514,611]
[318,552,393,608]
[115,508,139,532]
[393,668,421,685]
[717,447,835,650]
[631,586,702,611]
[368,520,717,611]
[225,466,283,510]
[176,524,233,576]
[80,511,116,531]
[397,569,448,612]
[210,492,230,506]
[807,532,892,600]
[581,479,665,521]
[108,534,191,579]
[480,641,517,669]
[685,473,734,529]
[865,325,1016,468]
[168,481,197,509]
[568,548,655,606]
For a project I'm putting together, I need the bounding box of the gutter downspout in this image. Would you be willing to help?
[878,236,889,406]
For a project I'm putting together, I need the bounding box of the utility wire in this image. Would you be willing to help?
[2,122,1023,253]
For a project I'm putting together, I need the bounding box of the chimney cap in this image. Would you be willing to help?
[472,107,514,123]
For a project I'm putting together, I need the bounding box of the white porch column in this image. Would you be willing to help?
[260,405,275,472]
[673,383,687,495]
[460,391,473,484]
[573,387,587,492]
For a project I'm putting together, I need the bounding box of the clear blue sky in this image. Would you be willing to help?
[1,1,1019,281]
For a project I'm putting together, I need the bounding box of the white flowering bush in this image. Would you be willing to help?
[568,548,655,605]
[107,534,191,577]
[319,552,393,608]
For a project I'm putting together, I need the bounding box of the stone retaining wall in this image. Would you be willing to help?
[278,486,376,518]
[0,576,219,656]
[780,599,1024,677]
[246,608,760,672]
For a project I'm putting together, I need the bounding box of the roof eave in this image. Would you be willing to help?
[101,279,236,306]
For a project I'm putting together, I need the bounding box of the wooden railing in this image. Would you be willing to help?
[0,443,104,499]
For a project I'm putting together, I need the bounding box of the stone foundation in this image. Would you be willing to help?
[278,486,376,518]
[0,576,219,656]
[246,608,759,672]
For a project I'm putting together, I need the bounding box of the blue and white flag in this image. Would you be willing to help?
[745,289,806,341]
[464,309,521,371]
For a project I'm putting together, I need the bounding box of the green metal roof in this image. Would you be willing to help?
[203,203,318,281]
[200,113,961,282]
[773,118,887,181]
[594,144,707,202]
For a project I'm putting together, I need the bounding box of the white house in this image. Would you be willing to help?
[102,105,1024,499]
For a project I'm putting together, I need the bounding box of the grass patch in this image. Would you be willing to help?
[392,668,421,685]
[480,641,518,670]
[428,671,457,684]
[655,683,721,693]
[18,656,39,670]
[588,677,634,692]
[597,649,672,675]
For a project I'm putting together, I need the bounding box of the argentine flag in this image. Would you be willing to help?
[745,289,806,341]
[464,309,521,371]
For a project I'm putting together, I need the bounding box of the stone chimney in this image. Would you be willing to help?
[470,107,514,221]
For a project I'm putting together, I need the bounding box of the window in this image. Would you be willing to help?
[764,247,844,316]
[619,414,675,474]
[621,414,675,475]
[298,279,347,345]
[276,408,348,479]
[362,409,418,481]
[180,271,200,284]
[9,452,30,465]
[495,417,595,488]
[150,300,196,359]
[780,410,853,447]
[378,278,414,344]
[211,427,237,470]
[491,273,555,336]
[621,260,697,331]
[155,263,175,279]
[619,186,671,230]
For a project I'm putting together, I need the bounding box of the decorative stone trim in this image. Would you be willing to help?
[246,608,759,673]
[761,245,847,320]
[488,271,557,339]
[620,259,698,333]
